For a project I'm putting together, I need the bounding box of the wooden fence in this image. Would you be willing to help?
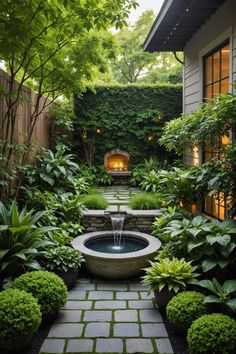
[0,68,52,152]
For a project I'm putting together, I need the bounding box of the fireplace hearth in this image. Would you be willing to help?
[104,149,131,184]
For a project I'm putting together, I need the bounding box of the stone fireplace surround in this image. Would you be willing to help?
[104,149,130,172]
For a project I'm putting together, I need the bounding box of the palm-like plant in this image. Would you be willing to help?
[0,201,54,278]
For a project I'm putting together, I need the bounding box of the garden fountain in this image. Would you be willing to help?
[72,212,161,279]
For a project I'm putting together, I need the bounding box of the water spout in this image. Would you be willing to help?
[110,214,126,250]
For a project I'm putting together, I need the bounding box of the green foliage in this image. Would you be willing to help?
[129,193,164,210]
[166,291,206,332]
[187,219,236,274]
[80,194,108,210]
[13,271,68,319]
[160,92,236,216]
[23,189,85,237]
[194,278,236,314]
[24,144,80,194]
[74,84,182,166]
[111,10,182,84]
[0,0,138,198]
[130,157,167,186]
[140,167,199,207]
[0,200,54,278]
[41,246,84,272]
[152,206,192,240]
[0,289,41,351]
[187,313,236,354]
[142,258,198,293]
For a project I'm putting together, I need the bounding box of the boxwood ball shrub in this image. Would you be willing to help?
[166,291,207,333]
[13,271,67,319]
[0,289,41,351]
[187,313,236,354]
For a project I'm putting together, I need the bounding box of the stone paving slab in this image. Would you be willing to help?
[40,277,174,354]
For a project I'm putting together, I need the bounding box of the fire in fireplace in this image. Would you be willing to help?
[104,149,129,172]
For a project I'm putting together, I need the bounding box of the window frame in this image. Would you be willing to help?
[202,40,230,220]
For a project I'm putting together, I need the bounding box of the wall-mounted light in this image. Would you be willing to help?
[147,134,153,141]
[96,128,101,134]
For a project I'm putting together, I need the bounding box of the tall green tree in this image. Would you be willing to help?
[111,10,182,84]
[0,0,138,198]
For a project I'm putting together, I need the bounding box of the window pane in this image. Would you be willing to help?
[213,50,220,82]
[212,194,219,218]
[205,56,212,85]
[221,44,230,78]
[213,82,220,96]
[204,85,212,100]
[221,78,229,94]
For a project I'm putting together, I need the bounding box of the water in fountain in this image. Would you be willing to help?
[110,214,125,251]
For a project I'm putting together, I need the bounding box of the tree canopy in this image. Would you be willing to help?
[110,10,183,84]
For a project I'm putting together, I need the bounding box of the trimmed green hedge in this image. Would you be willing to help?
[74,84,182,166]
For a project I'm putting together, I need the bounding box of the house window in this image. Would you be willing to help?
[203,42,230,219]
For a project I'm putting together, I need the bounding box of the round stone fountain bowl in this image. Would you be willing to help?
[72,231,161,279]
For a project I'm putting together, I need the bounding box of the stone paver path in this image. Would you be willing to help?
[99,186,141,212]
[40,277,173,354]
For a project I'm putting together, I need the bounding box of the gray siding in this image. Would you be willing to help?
[183,0,236,165]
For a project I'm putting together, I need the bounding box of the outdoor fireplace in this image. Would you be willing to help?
[104,149,129,172]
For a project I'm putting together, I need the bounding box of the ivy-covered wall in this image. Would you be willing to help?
[74,84,182,166]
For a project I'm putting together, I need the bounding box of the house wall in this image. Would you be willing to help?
[183,0,236,166]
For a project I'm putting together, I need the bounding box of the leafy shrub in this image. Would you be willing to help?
[41,246,84,272]
[0,201,54,278]
[140,170,160,193]
[160,215,208,259]
[0,289,41,351]
[187,313,236,354]
[80,194,108,209]
[187,219,236,274]
[142,258,199,293]
[131,157,164,186]
[23,189,85,237]
[152,206,192,240]
[129,193,164,210]
[24,144,80,194]
[95,166,113,185]
[166,291,207,332]
[194,278,236,314]
[13,271,67,319]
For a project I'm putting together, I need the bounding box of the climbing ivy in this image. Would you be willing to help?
[74,84,182,166]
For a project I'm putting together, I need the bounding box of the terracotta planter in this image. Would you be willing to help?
[56,269,79,290]
[154,288,175,311]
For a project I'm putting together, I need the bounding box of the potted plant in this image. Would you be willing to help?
[142,257,199,311]
[40,246,84,289]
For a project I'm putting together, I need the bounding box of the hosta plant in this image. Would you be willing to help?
[187,219,236,273]
[0,201,54,278]
[142,257,199,293]
[24,144,80,193]
[41,246,84,272]
[193,278,236,314]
